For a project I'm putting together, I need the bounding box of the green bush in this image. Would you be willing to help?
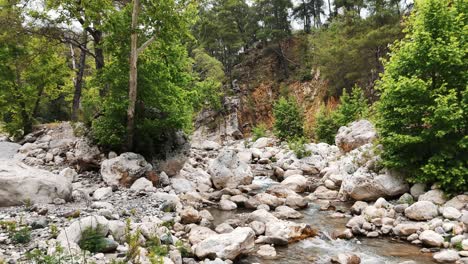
[273,97,304,140]
[12,227,31,244]
[78,225,107,253]
[376,0,467,193]
[314,86,369,144]
[288,137,311,159]
[252,123,267,141]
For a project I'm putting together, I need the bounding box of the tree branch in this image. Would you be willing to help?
[137,35,157,55]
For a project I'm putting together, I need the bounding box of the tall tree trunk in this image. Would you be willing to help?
[32,84,45,118]
[327,0,332,17]
[126,0,140,151]
[72,32,88,121]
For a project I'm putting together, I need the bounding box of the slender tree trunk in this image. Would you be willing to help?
[72,32,88,121]
[126,0,140,151]
[327,0,332,17]
[32,84,45,118]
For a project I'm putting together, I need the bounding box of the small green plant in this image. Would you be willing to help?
[454,241,463,251]
[78,225,107,253]
[252,123,267,141]
[23,198,33,210]
[12,227,31,244]
[50,224,59,238]
[161,220,174,229]
[175,240,191,257]
[130,208,137,215]
[26,242,79,264]
[125,219,141,262]
[288,137,311,159]
[273,96,304,140]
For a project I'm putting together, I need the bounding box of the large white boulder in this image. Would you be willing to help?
[0,160,72,206]
[335,120,377,153]
[208,150,253,189]
[419,230,444,247]
[100,152,152,186]
[405,201,439,221]
[193,227,255,260]
[280,175,308,193]
[340,167,408,201]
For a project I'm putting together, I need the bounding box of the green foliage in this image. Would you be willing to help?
[273,97,304,140]
[288,137,311,159]
[376,0,467,193]
[91,1,197,155]
[175,240,191,257]
[124,219,141,262]
[26,244,71,264]
[314,86,369,143]
[314,105,337,144]
[191,48,224,111]
[252,123,268,141]
[12,227,31,244]
[78,225,107,253]
[312,8,402,96]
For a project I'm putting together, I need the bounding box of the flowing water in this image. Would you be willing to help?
[209,176,436,264]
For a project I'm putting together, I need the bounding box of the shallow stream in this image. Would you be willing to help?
[209,176,436,264]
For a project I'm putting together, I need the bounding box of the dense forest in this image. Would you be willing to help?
[1,0,466,192]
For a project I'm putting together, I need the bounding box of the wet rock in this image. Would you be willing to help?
[418,190,447,205]
[230,194,248,206]
[257,244,277,259]
[193,227,255,260]
[180,207,202,224]
[215,223,234,234]
[220,199,237,211]
[247,193,283,209]
[313,186,338,200]
[0,160,72,206]
[100,152,152,186]
[335,120,376,153]
[332,228,354,239]
[393,222,428,236]
[255,236,288,246]
[419,230,444,247]
[405,201,439,221]
[208,150,253,189]
[188,225,217,245]
[331,253,361,264]
[249,221,266,235]
[350,201,368,215]
[274,206,303,219]
[433,250,460,263]
[280,174,308,193]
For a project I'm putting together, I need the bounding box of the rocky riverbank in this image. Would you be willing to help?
[0,121,466,264]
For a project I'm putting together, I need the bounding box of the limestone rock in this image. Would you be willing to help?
[193,227,255,260]
[208,150,253,189]
[335,120,376,153]
[100,152,152,186]
[405,201,439,221]
[0,160,72,206]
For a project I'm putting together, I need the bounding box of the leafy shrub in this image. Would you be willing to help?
[314,86,369,144]
[252,123,267,141]
[175,240,191,257]
[288,137,311,159]
[273,97,304,140]
[376,0,467,193]
[12,227,31,244]
[314,105,337,144]
[78,225,107,253]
